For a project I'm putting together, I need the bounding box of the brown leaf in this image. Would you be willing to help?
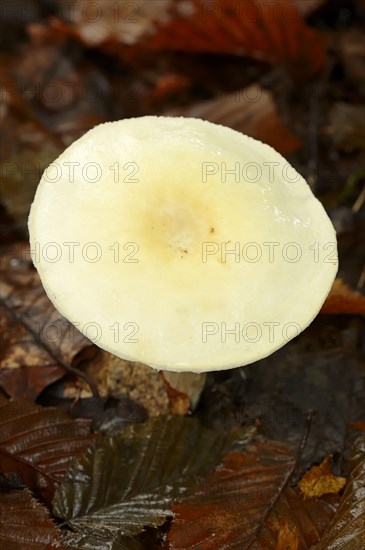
[276,522,299,550]
[145,0,327,78]
[321,278,365,314]
[168,85,301,155]
[0,243,96,399]
[62,351,170,415]
[0,398,95,504]
[61,351,205,416]
[0,487,64,549]
[168,440,337,549]
[299,455,346,498]
[314,436,365,549]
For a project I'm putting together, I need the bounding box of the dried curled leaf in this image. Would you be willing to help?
[0,398,95,504]
[0,243,96,399]
[53,417,254,540]
[168,440,337,549]
[169,85,301,155]
[314,436,365,549]
[146,0,327,78]
[299,455,346,498]
[0,487,63,549]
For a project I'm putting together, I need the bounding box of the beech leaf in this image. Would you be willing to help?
[168,440,337,549]
[0,243,96,399]
[0,398,95,504]
[314,435,365,549]
[53,416,254,539]
[146,0,327,78]
[0,487,64,549]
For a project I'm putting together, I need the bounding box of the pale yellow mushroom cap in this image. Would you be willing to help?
[28,116,338,372]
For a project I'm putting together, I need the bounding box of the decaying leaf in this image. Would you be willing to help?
[62,351,205,416]
[53,417,254,540]
[314,435,365,549]
[0,398,95,504]
[168,440,337,549]
[145,0,327,78]
[0,243,96,399]
[299,455,346,498]
[0,487,64,549]
[62,351,168,413]
[169,85,301,155]
[321,278,365,314]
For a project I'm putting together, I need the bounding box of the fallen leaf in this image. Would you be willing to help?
[0,487,64,549]
[0,243,96,399]
[299,455,346,498]
[168,440,337,549]
[0,398,95,504]
[314,435,365,549]
[62,351,170,415]
[61,351,205,416]
[276,522,299,550]
[145,0,327,78]
[168,85,301,155]
[53,417,254,540]
[321,278,365,314]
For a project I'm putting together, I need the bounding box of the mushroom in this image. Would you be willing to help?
[28,116,338,372]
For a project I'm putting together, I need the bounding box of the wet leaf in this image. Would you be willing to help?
[146,0,327,78]
[0,398,95,504]
[299,455,346,498]
[0,243,96,399]
[0,487,64,549]
[169,85,301,155]
[168,440,337,549]
[315,435,365,549]
[53,416,254,539]
[321,278,365,314]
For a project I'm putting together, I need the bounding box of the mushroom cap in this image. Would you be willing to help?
[28,116,338,372]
